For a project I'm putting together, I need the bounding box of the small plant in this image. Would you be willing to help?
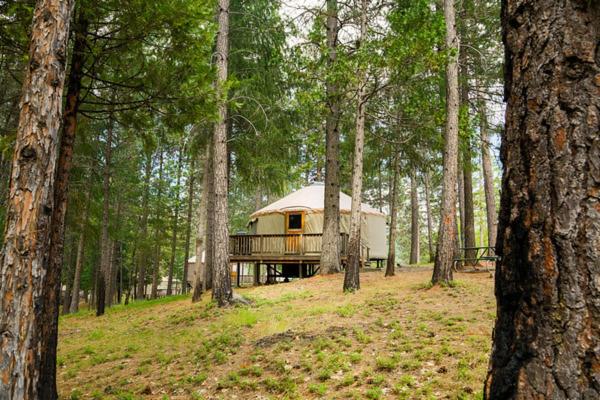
[375,356,397,371]
[336,304,356,318]
[349,352,362,363]
[365,386,383,400]
[353,328,372,344]
[185,372,208,385]
[308,382,328,395]
[239,365,263,377]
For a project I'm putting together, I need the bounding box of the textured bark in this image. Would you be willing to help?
[320,0,341,275]
[385,158,400,277]
[343,0,368,292]
[193,148,210,302]
[457,155,465,248]
[96,115,113,316]
[478,86,497,249]
[151,149,164,300]
[135,154,152,299]
[0,0,73,397]
[182,156,195,294]
[485,2,600,398]
[70,185,92,313]
[167,148,183,296]
[60,234,76,315]
[424,171,435,262]
[107,199,122,306]
[432,0,459,285]
[211,0,233,307]
[409,169,420,265]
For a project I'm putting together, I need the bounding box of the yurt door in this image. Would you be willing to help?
[285,212,304,254]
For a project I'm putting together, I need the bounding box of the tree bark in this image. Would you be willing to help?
[343,0,368,293]
[385,158,400,276]
[431,0,459,285]
[424,171,435,262]
[211,0,233,307]
[320,0,342,275]
[193,147,210,302]
[107,198,122,306]
[96,113,114,316]
[182,155,195,294]
[61,233,77,315]
[135,153,152,299]
[167,147,183,296]
[0,0,73,397]
[151,148,164,299]
[70,184,92,313]
[478,83,497,249]
[409,169,420,265]
[485,2,600,398]
[457,155,465,248]
[204,141,215,292]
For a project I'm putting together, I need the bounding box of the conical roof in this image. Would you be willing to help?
[250,183,385,218]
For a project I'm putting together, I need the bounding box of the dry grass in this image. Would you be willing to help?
[58,269,496,399]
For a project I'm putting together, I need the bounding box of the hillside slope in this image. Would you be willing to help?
[58,269,495,399]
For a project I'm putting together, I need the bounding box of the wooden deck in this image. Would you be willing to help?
[229,233,369,264]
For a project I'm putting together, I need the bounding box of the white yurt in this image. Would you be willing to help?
[248,182,388,260]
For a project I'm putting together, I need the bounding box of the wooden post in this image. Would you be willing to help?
[299,262,303,279]
[254,262,260,285]
[236,262,241,287]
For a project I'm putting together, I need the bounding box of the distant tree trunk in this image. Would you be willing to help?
[321,0,341,275]
[136,153,152,299]
[385,158,400,276]
[61,234,77,315]
[193,148,210,302]
[409,169,420,265]
[462,147,477,265]
[460,52,476,266]
[70,184,92,313]
[432,0,459,285]
[343,0,368,292]
[151,148,164,299]
[96,114,114,316]
[424,171,435,262]
[182,156,195,294]
[485,1,600,398]
[0,0,73,396]
[457,156,465,248]
[211,0,233,306]
[167,148,183,296]
[107,199,122,306]
[478,84,497,249]
[204,142,215,292]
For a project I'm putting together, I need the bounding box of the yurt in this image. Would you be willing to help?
[248,182,388,261]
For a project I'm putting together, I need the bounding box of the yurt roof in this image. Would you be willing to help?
[250,183,385,218]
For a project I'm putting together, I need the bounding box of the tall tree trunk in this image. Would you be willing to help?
[432,0,459,285]
[385,158,400,276]
[70,185,92,313]
[460,51,477,266]
[485,2,600,398]
[61,233,77,315]
[424,171,435,262]
[193,147,210,302]
[136,153,152,299]
[167,148,183,295]
[204,142,215,292]
[107,198,122,306]
[409,169,420,265]
[151,148,164,299]
[211,0,233,306]
[343,0,368,292]
[457,155,465,248]
[478,83,497,249]
[96,114,113,316]
[320,0,341,275]
[182,155,195,294]
[0,0,73,397]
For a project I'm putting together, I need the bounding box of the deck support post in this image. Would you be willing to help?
[299,263,303,279]
[254,262,260,286]
[236,262,241,287]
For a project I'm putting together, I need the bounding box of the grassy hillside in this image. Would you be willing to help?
[58,269,495,399]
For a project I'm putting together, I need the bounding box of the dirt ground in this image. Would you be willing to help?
[58,268,496,399]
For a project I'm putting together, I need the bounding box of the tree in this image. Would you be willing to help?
[167,147,183,295]
[409,169,421,264]
[478,84,497,248]
[484,1,600,398]
[320,0,342,275]
[0,0,73,397]
[423,171,435,262]
[385,158,400,276]
[70,184,92,313]
[211,0,233,306]
[431,0,459,285]
[343,0,369,292]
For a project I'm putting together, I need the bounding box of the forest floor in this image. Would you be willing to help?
[58,268,496,400]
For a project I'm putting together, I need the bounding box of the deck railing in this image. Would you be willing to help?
[229,233,358,258]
